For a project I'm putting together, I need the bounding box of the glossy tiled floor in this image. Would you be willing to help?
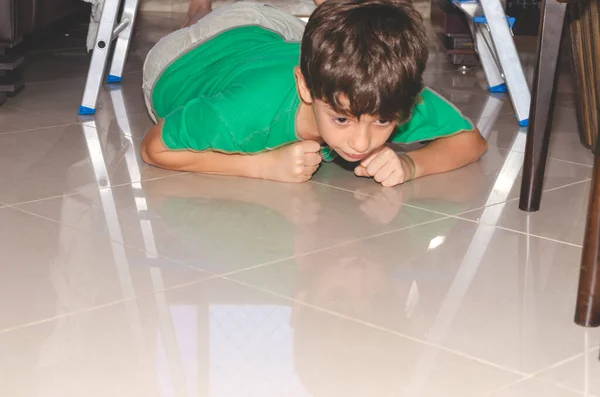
[1,8,599,397]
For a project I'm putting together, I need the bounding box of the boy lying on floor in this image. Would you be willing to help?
[141,0,487,187]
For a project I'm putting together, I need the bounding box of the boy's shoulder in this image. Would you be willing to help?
[390,87,474,144]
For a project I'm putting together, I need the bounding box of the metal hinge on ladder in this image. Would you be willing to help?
[79,0,140,115]
[453,0,531,126]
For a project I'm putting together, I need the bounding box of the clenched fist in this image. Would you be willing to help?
[354,147,416,187]
[260,141,323,183]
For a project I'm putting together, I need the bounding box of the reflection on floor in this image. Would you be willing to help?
[0,6,598,397]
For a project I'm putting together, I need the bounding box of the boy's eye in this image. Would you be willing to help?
[333,117,349,125]
[375,119,391,126]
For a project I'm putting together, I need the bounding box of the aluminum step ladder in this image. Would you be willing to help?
[453,0,531,126]
[79,0,140,115]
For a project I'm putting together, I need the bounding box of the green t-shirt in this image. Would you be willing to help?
[153,25,474,161]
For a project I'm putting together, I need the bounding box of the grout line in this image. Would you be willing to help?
[4,191,83,207]
[4,202,211,278]
[312,174,591,220]
[7,173,187,207]
[484,375,593,397]
[221,276,529,377]
[481,376,533,396]
[452,178,591,220]
[206,216,453,280]
[554,382,597,397]
[308,180,453,218]
[487,141,593,168]
[0,272,222,336]
[543,158,592,169]
[526,347,600,396]
[1,104,83,128]
[451,198,518,218]
[0,122,78,136]
[543,178,592,193]
[311,180,586,247]
[451,215,584,248]
[529,346,600,379]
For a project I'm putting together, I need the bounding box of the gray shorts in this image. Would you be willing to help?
[142,2,306,122]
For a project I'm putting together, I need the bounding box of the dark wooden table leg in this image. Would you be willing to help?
[576,126,600,327]
[567,0,600,152]
[573,0,600,328]
[519,0,568,212]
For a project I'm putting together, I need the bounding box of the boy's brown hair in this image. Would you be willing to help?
[300,0,428,121]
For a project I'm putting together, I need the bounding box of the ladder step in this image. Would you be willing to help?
[453,0,516,29]
[111,18,131,41]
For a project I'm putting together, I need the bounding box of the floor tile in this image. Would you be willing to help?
[17,171,444,274]
[0,206,209,331]
[313,145,591,216]
[486,378,585,397]
[99,112,154,141]
[0,277,520,397]
[0,123,179,204]
[6,72,148,131]
[433,88,515,123]
[536,348,600,396]
[460,181,590,246]
[485,107,594,167]
[227,218,600,374]
[0,107,70,135]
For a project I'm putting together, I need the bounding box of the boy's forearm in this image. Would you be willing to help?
[141,121,265,178]
[142,121,322,183]
[406,129,487,179]
[159,149,266,178]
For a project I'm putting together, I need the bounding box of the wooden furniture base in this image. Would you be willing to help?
[518,0,600,330]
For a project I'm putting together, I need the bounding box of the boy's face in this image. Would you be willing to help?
[294,68,398,162]
[312,97,398,162]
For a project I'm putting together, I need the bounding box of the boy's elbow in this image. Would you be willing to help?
[141,135,159,166]
[141,121,168,168]
[468,129,487,162]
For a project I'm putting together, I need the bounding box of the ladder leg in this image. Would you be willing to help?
[79,0,122,115]
[107,0,140,83]
[479,0,531,126]
[473,25,505,91]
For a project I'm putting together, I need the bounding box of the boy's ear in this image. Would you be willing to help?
[294,66,313,104]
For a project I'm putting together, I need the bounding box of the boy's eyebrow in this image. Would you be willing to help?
[324,103,353,116]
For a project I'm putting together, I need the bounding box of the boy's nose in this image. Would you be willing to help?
[348,128,370,153]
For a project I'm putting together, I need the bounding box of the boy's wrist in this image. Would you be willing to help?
[248,152,271,180]
[399,153,418,182]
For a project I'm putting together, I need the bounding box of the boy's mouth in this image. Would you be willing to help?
[342,151,367,161]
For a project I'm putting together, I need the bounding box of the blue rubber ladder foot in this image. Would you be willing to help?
[473,16,516,29]
[78,105,96,115]
[107,74,122,83]
[489,83,508,93]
